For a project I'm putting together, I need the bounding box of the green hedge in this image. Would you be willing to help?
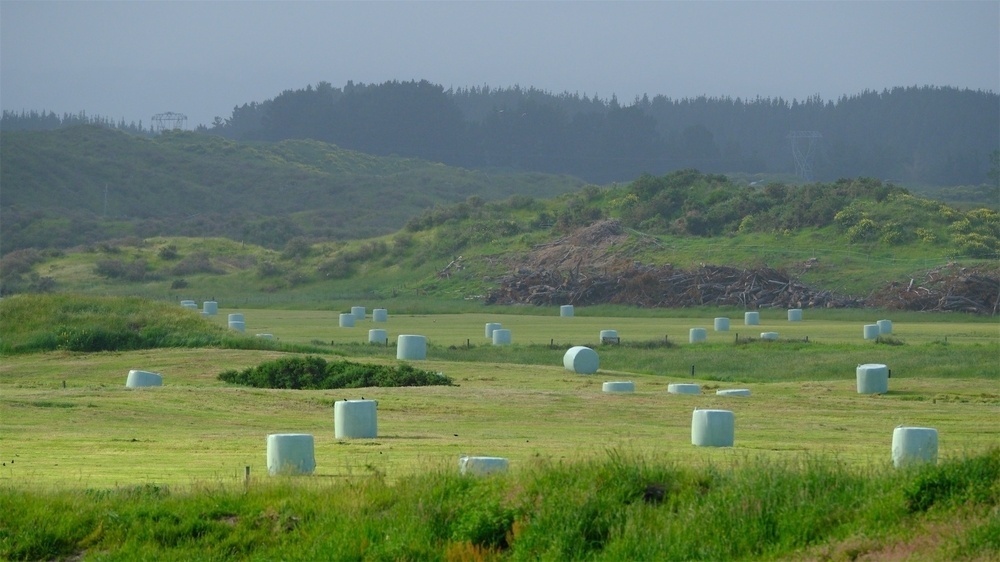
[217,355,453,389]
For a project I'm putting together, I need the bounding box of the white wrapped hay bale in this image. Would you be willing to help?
[202,301,218,315]
[351,306,366,320]
[856,363,889,394]
[372,308,388,322]
[560,305,574,317]
[744,311,760,325]
[334,399,378,439]
[599,329,619,344]
[863,324,880,340]
[459,456,508,476]
[877,319,893,335]
[689,328,707,343]
[602,381,635,393]
[716,388,751,397]
[266,433,315,476]
[714,317,730,331]
[492,328,512,346]
[563,346,599,374]
[691,409,735,447]
[228,320,245,332]
[787,308,803,322]
[339,313,355,328]
[368,329,388,344]
[667,383,701,395]
[126,369,162,388]
[892,426,938,468]
[760,332,779,341]
[397,335,427,360]
[485,322,502,338]
[228,313,244,323]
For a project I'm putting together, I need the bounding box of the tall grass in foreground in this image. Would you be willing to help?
[2,449,997,561]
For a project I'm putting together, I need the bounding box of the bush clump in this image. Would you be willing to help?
[217,356,453,389]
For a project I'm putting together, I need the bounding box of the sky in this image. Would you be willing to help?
[2,1,998,129]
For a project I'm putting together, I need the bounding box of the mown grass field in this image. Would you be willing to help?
[2,309,996,490]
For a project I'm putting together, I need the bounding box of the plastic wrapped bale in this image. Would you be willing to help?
[863,324,880,340]
[760,332,779,341]
[788,309,803,322]
[744,311,760,325]
[563,346,599,374]
[667,383,701,395]
[599,329,619,344]
[397,335,427,360]
[126,369,163,388]
[714,317,730,331]
[266,433,315,475]
[856,363,889,394]
[560,305,574,317]
[892,426,938,468]
[368,329,388,344]
[602,381,635,393]
[202,301,218,315]
[334,400,378,439]
[459,456,508,476]
[716,388,751,397]
[689,328,707,343]
[351,306,366,321]
[372,308,388,322]
[228,320,245,332]
[339,313,355,328]
[691,409,735,447]
[492,329,512,346]
[485,323,502,338]
[877,319,893,335]
[228,313,245,323]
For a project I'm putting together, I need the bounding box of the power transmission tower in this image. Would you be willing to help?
[787,131,822,181]
[151,112,188,133]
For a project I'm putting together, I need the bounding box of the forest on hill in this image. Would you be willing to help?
[193,81,1000,186]
[3,81,997,187]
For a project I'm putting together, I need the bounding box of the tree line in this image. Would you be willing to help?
[3,81,996,186]
[201,81,997,186]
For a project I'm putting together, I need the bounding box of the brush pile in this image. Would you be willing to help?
[485,263,862,309]
[867,263,999,315]
[484,220,998,314]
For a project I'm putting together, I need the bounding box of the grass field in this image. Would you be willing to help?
[2,309,997,490]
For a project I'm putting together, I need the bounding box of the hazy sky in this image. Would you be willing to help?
[2,1,998,129]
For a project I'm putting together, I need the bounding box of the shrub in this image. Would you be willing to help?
[170,252,222,276]
[217,356,453,389]
[157,245,179,260]
[904,449,1000,513]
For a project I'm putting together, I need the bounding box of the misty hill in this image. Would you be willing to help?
[200,81,999,186]
[0,125,584,254]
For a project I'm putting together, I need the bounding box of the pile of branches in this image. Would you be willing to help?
[867,265,999,315]
[485,264,862,309]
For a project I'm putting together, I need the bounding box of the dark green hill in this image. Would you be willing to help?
[0,125,585,254]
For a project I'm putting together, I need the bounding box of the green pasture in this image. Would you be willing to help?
[204,307,999,348]
[1,308,997,490]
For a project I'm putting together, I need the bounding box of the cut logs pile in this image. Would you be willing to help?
[867,264,999,315]
[485,263,863,309]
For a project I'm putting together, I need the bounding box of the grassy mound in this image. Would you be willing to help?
[0,294,236,354]
[217,355,453,389]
